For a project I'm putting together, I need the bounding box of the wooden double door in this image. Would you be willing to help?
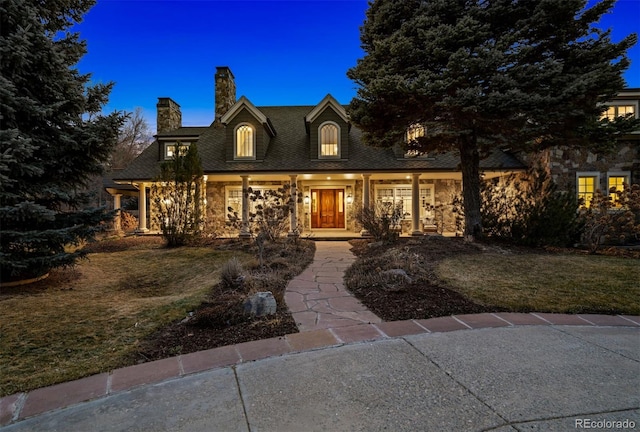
[311,189,345,229]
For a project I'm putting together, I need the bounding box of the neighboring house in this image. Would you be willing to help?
[110,67,638,237]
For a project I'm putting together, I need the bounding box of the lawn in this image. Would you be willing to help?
[436,252,640,314]
[346,236,640,320]
[0,237,251,397]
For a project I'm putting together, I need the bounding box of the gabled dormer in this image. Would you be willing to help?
[305,94,350,160]
[221,96,276,161]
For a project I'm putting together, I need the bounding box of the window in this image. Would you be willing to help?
[235,124,255,159]
[404,124,426,158]
[164,142,190,159]
[319,122,339,158]
[576,172,600,208]
[375,185,434,219]
[225,186,271,219]
[607,172,631,208]
[602,105,636,121]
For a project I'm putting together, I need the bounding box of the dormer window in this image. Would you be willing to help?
[404,124,425,158]
[235,124,255,159]
[319,122,340,158]
[165,142,190,159]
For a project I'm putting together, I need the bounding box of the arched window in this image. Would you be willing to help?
[235,124,255,159]
[319,122,339,158]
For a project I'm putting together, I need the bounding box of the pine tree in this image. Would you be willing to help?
[347,0,638,241]
[0,0,124,281]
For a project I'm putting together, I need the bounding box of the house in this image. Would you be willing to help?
[110,67,638,237]
[545,88,639,208]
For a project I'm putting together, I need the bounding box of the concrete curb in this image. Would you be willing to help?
[1,312,638,427]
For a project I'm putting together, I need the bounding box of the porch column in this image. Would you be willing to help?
[137,183,148,232]
[288,175,299,237]
[361,174,371,237]
[239,175,251,239]
[113,193,122,232]
[411,173,423,236]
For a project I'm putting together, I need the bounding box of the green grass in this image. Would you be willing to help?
[436,253,640,314]
[0,244,251,397]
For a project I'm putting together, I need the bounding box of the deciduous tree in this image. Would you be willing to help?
[348,0,638,241]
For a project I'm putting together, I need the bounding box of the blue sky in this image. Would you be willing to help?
[74,0,640,132]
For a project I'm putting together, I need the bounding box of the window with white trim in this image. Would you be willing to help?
[576,172,600,208]
[225,186,274,219]
[602,105,636,120]
[374,184,434,219]
[319,122,340,158]
[607,172,631,208]
[164,142,190,159]
[235,124,255,159]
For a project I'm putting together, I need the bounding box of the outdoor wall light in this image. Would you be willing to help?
[346,194,353,204]
[304,195,310,204]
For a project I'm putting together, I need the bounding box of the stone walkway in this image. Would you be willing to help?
[284,241,382,331]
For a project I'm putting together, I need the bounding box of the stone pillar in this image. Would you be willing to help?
[137,183,148,232]
[113,194,122,232]
[411,173,423,236]
[240,175,251,239]
[361,174,371,237]
[288,175,299,237]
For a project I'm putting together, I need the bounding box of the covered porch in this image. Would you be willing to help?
[110,169,518,238]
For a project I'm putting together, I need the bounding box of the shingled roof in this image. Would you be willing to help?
[114,105,525,182]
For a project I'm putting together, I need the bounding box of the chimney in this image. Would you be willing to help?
[214,66,236,126]
[156,97,182,134]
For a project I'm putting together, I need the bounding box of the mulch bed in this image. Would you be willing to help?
[345,236,506,321]
[136,309,298,362]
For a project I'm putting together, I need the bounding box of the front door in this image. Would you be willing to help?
[311,189,345,229]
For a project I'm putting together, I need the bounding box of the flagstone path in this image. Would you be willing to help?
[284,241,382,331]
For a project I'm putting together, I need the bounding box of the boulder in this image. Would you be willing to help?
[243,291,277,317]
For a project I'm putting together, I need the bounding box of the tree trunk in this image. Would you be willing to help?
[459,138,482,242]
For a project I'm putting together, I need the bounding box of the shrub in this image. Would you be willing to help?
[220,256,245,289]
[152,142,204,247]
[120,211,138,232]
[580,183,640,253]
[354,201,404,243]
[480,165,581,247]
[227,184,296,241]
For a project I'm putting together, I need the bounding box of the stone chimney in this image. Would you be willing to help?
[156,97,182,134]
[214,66,236,126]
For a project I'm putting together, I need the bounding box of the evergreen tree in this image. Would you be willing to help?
[348,0,638,241]
[152,142,204,247]
[0,0,124,281]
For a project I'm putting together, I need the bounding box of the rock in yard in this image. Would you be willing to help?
[244,291,277,317]
[380,269,412,284]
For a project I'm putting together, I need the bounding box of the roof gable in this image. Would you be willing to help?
[305,94,349,125]
[221,96,276,136]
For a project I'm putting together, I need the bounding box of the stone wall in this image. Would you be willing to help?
[546,142,639,191]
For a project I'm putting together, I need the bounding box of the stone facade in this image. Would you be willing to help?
[546,142,639,192]
[214,66,237,126]
[156,98,182,134]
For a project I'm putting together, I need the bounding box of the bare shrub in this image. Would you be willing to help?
[354,201,404,243]
[220,256,245,289]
